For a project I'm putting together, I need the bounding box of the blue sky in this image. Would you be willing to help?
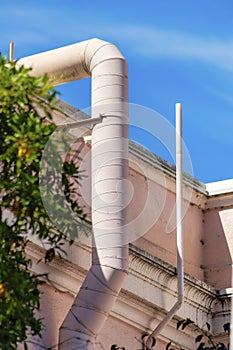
[1,0,233,183]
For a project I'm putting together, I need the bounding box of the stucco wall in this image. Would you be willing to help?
[25,100,232,350]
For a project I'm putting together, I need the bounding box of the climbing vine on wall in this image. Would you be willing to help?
[110,318,230,350]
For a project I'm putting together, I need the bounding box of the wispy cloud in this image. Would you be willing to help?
[58,22,233,72]
[104,25,233,72]
[205,85,233,106]
[2,1,233,74]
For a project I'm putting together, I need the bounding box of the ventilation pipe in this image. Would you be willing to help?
[18,39,128,349]
[146,103,184,347]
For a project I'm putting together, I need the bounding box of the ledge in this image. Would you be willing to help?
[54,98,233,202]
[53,98,208,197]
[129,141,207,195]
[206,179,233,196]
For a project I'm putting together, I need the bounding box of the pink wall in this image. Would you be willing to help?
[204,207,233,289]
[30,105,232,349]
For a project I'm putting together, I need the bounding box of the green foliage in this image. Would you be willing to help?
[0,56,89,349]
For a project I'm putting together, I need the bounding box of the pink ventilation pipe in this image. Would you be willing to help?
[18,39,129,349]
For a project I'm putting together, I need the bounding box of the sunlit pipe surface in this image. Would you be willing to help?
[146,103,184,346]
[18,38,128,350]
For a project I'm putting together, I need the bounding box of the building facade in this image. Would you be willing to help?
[25,99,232,350]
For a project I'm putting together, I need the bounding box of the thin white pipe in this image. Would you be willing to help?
[56,116,104,130]
[9,42,14,62]
[146,103,184,346]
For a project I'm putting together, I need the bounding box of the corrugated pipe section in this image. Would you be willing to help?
[18,39,129,350]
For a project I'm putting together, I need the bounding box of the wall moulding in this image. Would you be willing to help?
[26,231,231,349]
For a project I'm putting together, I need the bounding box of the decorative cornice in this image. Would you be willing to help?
[54,98,232,208]
[27,240,230,339]
[129,244,217,314]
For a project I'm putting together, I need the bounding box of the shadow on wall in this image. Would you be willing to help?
[203,208,233,289]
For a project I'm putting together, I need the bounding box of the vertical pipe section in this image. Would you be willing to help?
[58,41,129,350]
[9,42,14,62]
[176,102,184,309]
[146,103,183,346]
